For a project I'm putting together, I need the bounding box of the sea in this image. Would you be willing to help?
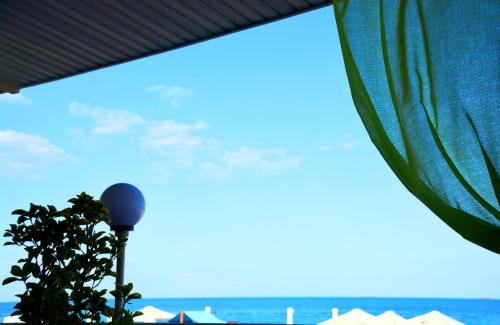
[1,297,499,324]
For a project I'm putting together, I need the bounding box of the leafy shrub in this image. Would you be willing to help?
[3,193,142,324]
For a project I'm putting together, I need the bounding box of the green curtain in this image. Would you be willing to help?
[333,0,499,253]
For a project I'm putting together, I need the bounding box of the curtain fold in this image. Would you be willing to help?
[333,0,499,253]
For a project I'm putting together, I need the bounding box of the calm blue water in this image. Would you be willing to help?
[1,297,499,324]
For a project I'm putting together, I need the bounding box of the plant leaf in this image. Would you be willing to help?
[2,277,18,285]
[10,265,22,277]
[127,293,141,301]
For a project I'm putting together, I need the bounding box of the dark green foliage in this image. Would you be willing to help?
[111,283,144,322]
[3,193,142,324]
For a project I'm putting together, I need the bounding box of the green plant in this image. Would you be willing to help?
[3,192,142,324]
[111,283,143,323]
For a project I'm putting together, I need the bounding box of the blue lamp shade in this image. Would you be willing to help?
[100,183,145,231]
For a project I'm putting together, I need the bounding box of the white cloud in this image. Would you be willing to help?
[147,85,193,107]
[143,120,208,151]
[0,93,32,105]
[199,161,231,179]
[222,147,301,173]
[0,130,68,179]
[142,120,216,180]
[142,122,300,180]
[315,135,362,153]
[68,102,144,135]
[68,101,300,181]
[319,145,332,152]
[338,134,362,150]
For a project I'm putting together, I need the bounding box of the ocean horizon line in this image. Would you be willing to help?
[2,295,498,304]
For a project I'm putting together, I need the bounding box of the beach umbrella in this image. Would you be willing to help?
[134,306,175,323]
[133,314,156,323]
[2,316,23,323]
[363,311,411,325]
[319,308,375,325]
[169,311,225,323]
[409,311,464,325]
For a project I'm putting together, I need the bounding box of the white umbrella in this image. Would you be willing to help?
[319,308,375,325]
[3,316,23,323]
[409,311,465,325]
[363,311,411,325]
[134,306,175,323]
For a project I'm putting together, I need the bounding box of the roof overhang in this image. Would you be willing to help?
[0,0,331,94]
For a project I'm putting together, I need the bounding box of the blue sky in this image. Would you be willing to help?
[0,8,499,301]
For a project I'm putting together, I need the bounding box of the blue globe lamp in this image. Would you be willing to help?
[101,183,145,231]
[100,183,145,319]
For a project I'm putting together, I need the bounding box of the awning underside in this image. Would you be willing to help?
[0,0,331,94]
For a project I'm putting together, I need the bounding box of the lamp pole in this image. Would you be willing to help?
[101,183,145,321]
[114,229,128,313]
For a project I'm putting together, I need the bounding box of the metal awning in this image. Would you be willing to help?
[0,0,331,94]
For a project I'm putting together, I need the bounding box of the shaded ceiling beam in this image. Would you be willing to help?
[0,80,19,94]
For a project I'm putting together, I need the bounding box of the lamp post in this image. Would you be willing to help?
[101,183,145,320]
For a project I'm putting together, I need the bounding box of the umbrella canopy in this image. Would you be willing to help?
[319,308,375,325]
[134,306,175,323]
[409,311,464,325]
[363,311,411,325]
[169,311,225,324]
[2,316,23,323]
